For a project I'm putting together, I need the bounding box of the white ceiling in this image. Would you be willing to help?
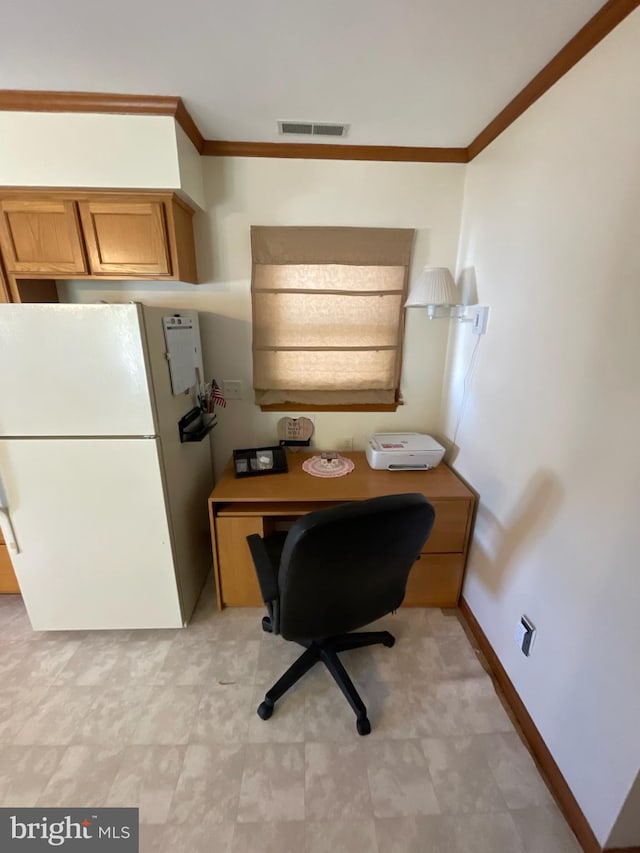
[1,0,605,147]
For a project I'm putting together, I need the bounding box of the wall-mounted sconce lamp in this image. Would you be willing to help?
[405,266,489,335]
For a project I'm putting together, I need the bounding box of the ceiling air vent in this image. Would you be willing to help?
[278,121,349,138]
[312,123,347,137]
[279,121,313,135]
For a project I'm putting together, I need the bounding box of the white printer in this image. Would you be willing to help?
[366,433,445,470]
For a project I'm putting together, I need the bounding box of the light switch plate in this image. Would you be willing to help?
[222,379,243,400]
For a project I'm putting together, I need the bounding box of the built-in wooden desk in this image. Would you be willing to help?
[208,451,476,608]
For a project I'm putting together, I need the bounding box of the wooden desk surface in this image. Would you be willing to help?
[208,451,477,608]
[209,451,474,504]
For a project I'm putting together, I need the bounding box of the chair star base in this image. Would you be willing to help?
[256,629,395,736]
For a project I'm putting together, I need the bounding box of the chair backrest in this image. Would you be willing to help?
[278,493,435,640]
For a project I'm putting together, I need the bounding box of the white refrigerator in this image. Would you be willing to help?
[0,303,214,630]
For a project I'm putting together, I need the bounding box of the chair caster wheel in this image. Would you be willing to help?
[261,616,273,633]
[382,633,395,648]
[356,717,371,736]
[257,701,273,720]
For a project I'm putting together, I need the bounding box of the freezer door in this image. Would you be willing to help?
[0,304,156,437]
[0,437,184,630]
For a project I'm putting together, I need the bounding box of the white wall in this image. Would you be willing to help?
[0,112,204,208]
[62,156,465,475]
[443,9,640,846]
[176,125,205,209]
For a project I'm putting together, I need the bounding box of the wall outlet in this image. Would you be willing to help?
[222,379,243,400]
[514,615,536,656]
[341,437,353,451]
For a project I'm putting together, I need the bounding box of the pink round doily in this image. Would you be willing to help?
[302,455,355,478]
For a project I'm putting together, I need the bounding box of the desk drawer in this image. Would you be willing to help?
[0,544,20,593]
[403,554,465,607]
[422,500,471,553]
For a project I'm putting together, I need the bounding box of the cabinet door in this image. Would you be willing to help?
[0,261,10,303]
[79,199,171,276]
[0,199,87,274]
[0,527,20,594]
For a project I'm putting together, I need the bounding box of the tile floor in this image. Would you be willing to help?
[0,579,582,852]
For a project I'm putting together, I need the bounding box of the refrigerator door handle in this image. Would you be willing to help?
[0,472,20,553]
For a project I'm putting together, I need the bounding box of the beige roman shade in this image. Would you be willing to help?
[251,226,415,407]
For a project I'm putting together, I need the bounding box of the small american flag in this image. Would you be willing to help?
[211,379,227,408]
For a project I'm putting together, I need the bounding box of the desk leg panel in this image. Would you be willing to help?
[216,516,265,607]
[208,501,223,609]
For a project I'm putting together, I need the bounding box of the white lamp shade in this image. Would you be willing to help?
[405,266,460,307]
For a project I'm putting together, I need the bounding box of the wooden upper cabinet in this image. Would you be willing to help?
[79,198,172,277]
[0,198,87,275]
[0,191,198,295]
[0,259,10,303]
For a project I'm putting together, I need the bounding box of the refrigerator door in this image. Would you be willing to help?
[0,437,183,630]
[0,304,156,437]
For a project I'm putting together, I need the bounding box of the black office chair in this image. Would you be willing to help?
[246,492,435,735]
